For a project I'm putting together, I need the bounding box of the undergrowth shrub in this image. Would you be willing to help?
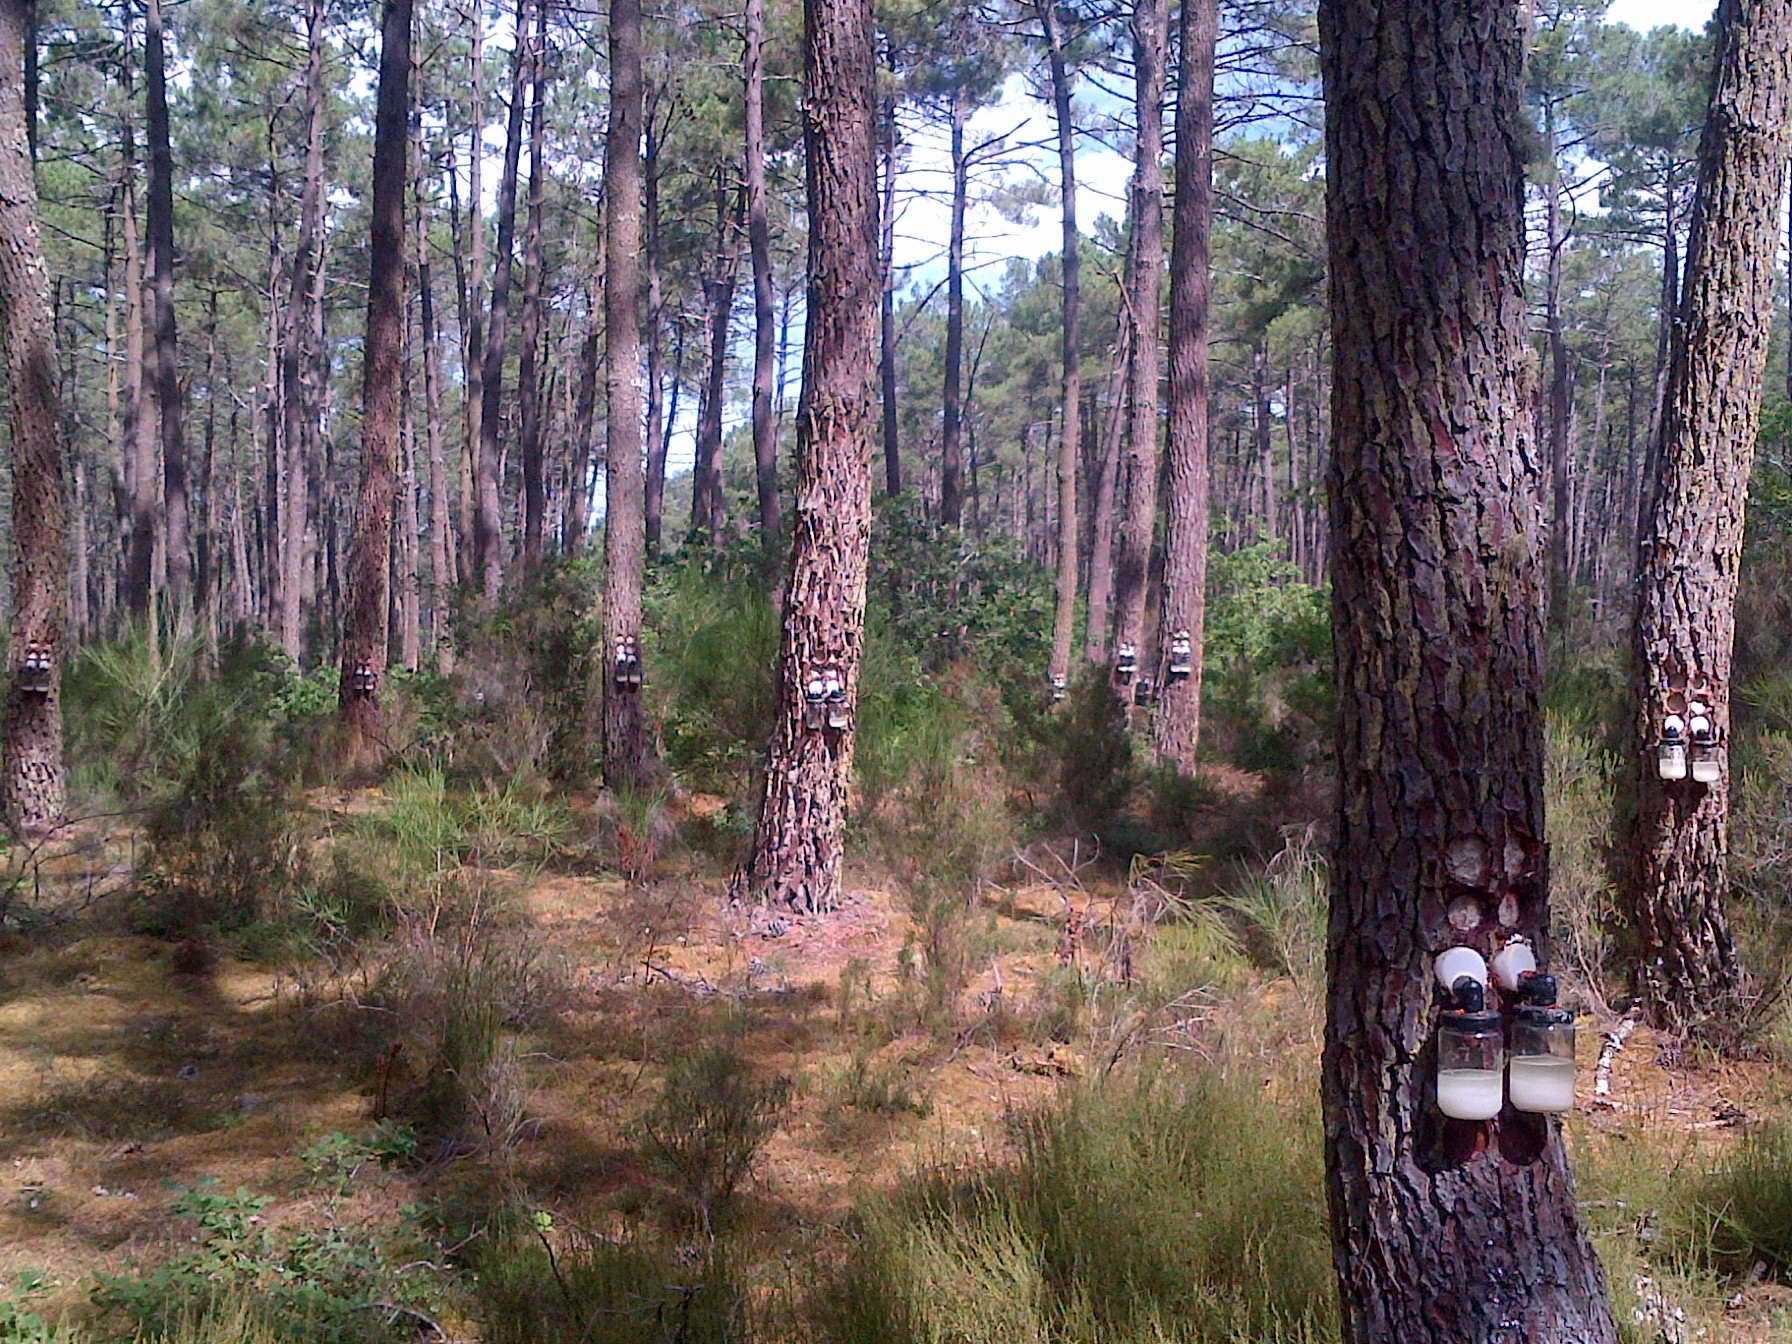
[636,1043,792,1235]
[475,1231,751,1344]
[1546,714,1620,1010]
[648,562,778,796]
[135,718,306,941]
[828,1063,1334,1344]
[371,876,568,1155]
[90,1180,437,1344]
[1670,1121,1792,1276]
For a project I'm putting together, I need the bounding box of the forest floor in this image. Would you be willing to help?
[1,788,1789,1339]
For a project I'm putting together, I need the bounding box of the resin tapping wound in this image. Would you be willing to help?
[1446,836,1490,887]
[1448,895,1483,931]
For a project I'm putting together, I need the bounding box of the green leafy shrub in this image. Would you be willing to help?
[91,1182,437,1344]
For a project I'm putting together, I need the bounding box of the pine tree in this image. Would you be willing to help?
[734,0,879,913]
[1628,0,1792,1036]
[338,0,412,763]
[0,0,66,837]
[1320,0,1616,1337]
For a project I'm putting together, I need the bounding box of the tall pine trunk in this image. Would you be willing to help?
[1082,301,1131,663]
[879,74,900,497]
[1319,1,1615,1338]
[1628,0,1792,1037]
[0,0,66,836]
[939,85,969,527]
[1153,0,1214,771]
[338,0,410,763]
[1039,0,1080,695]
[460,0,485,589]
[1110,0,1167,694]
[475,0,531,598]
[120,114,155,618]
[691,176,741,549]
[602,0,654,787]
[516,0,549,580]
[144,0,188,626]
[745,0,782,575]
[734,0,878,913]
[277,0,327,661]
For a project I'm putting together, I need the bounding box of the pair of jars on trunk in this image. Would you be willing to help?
[1434,943,1576,1121]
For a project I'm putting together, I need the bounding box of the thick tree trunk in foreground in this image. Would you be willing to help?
[144,0,189,625]
[746,0,783,574]
[735,0,878,913]
[1111,0,1167,695]
[1040,0,1080,697]
[0,0,65,835]
[338,0,411,764]
[602,0,653,788]
[1320,2,1616,1340]
[1153,0,1214,772]
[1629,0,1792,1036]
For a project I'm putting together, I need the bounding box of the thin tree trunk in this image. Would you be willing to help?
[516,0,549,579]
[1039,0,1081,695]
[940,85,970,527]
[413,51,455,669]
[1628,0,1792,1037]
[277,0,327,661]
[692,177,741,548]
[879,72,901,496]
[1111,0,1168,697]
[460,0,485,589]
[565,306,600,554]
[746,0,782,574]
[1154,0,1215,772]
[1545,101,1573,622]
[144,0,189,625]
[643,101,665,554]
[1319,1,1617,1338]
[120,114,155,617]
[474,0,530,598]
[602,0,654,787]
[1083,303,1131,663]
[735,0,878,913]
[0,0,65,835]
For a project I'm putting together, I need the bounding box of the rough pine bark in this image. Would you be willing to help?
[0,0,65,836]
[735,0,878,912]
[338,0,410,764]
[1110,0,1167,691]
[1628,0,1792,1036]
[1040,0,1080,696]
[1153,0,1214,771]
[1319,1,1617,1339]
[746,0,783,574]
[602,0,654,788]
[144,0,189,624]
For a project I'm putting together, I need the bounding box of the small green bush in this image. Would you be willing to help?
[636,1044,792,1235]
[91,1181,437,1344]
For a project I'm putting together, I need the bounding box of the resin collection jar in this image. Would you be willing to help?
[1437,980,1504,1121]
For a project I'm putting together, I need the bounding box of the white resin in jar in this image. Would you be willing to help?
[1507,1056,1576,1113]
[1437,1068,1503,1120]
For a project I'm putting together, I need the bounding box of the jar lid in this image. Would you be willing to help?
[1442,1008,1503,1033]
